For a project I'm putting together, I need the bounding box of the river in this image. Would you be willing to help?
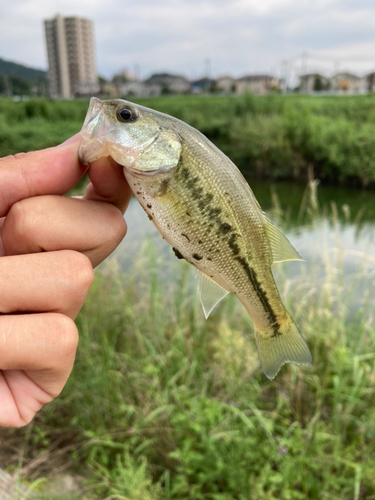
[110,180,375,316]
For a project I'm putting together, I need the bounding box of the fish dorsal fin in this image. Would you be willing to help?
[197,271,229,319]
[263,216,303,263]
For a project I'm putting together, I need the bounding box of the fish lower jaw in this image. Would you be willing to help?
[78,139,109,165]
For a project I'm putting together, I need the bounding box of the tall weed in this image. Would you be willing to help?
[29,216,375,499]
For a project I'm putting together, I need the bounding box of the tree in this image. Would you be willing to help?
[313,76,323,92]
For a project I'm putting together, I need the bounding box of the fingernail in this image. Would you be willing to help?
[58,133,82,147]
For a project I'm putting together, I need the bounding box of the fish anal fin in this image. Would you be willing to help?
[197,271,229,319]
[254,318,312,380]
[264,216,302,263]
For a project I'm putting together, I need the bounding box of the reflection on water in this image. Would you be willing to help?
[110,180,375,316]
[251,180,375,225]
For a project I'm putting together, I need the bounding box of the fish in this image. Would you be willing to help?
[78,97,312,379]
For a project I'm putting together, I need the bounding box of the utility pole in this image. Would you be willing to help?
[301,50,308,75]
[285,60,291,92]
[205,58,211,93]
[281,60,287,93]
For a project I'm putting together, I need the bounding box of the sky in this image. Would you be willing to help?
[1,0,375,82]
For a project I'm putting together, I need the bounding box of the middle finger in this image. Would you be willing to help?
[2,195,127,267]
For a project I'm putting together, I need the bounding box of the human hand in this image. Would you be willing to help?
[0,134,132,427]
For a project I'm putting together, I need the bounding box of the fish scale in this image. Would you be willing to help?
[78,97,312,379]
[169,146,279,323]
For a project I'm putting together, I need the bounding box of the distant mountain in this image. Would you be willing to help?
[0,57,46,81]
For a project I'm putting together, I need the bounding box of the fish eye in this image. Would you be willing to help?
[116,106,138,123]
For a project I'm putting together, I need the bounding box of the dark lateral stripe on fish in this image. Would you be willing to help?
[235,255,280,334]
[178,165,280,332]
[178,166,222,221]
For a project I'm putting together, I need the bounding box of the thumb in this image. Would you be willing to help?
[0,134,86,217]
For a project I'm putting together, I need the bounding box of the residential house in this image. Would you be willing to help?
[330,72,366,93]
[100,81,118,97]
[191,77,216,93]
[235,75,279,95]
[145,73,190,94]
[100,80,161,98]
[299,73,329,93]
[117,81,161,97]
[216,76,236,94]
[112,68,138,83]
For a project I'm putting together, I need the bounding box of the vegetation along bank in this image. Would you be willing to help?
[1,93,375,187]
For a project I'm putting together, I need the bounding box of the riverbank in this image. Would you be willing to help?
[1,183,375,499]
[2,94,375,187]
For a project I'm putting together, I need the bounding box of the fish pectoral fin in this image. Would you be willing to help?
[263,216,303,263]
[197,271,229,319]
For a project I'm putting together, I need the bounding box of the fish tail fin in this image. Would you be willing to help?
[254,316,312,380]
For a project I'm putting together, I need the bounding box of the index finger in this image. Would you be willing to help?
[83,156,133,214]
[0,134,86,218]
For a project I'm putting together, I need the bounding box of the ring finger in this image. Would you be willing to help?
[0,250,94,319]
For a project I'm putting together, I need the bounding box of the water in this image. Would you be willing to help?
[110,180,375,315]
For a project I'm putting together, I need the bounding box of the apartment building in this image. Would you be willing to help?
[44,14,100,99]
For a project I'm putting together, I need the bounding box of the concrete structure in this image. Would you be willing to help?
[299,73,329,93]
[44,14,100,98]
[330,72,366,94]
[236,75,279,95]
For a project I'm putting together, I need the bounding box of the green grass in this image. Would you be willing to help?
[3,185,375,499]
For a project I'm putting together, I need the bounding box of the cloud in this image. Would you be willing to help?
[1,0,375,79]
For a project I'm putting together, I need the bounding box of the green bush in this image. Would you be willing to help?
[2,94,375,186]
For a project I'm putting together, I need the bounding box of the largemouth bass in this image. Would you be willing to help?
[78,97,312,379]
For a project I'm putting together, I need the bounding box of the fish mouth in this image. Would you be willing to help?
[78,98,111,165]
[78,95,160,166]
[78,131,160,168]
[78,138,108,165]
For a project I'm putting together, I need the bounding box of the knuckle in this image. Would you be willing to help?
[105,205,127,245]
[2,200,30,252]
[53,313,79,360]
[62,250,95,300]
[0,152,27,163]
[7,199,27,232]
[3,197,44,251]
[35,313,79,399]
[13,152,27,161]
